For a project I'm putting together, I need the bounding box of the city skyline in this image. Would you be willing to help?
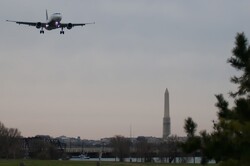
[1,1,250,139]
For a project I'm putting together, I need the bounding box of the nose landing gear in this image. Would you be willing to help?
[60,27,64,34]
[40,28,44,34]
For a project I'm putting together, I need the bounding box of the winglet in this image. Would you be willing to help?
[6,20,15,22]
[46,9,48,21]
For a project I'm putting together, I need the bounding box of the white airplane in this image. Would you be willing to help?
[6,10,95,34]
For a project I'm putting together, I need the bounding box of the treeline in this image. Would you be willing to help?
[24,136,64,160]
[0,122,64,160]
[0,121,22,159]
[110,135,186,163]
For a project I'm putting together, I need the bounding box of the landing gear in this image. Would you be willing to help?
[40,27,44,34]
[60,27,64,34]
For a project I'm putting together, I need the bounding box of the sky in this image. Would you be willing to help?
[1,0,250,140]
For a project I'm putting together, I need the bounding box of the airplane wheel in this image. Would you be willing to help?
[60,31,64,34]
[40,30,44,34]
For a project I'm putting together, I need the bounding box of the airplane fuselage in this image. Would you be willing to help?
[45,13,62,30]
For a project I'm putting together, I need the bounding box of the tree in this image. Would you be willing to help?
[184,117,197,137]
[134,137,155,163]
[6,128,22,159]
[228,33,250,97]
[182,118,201,164]
[0,122,22,159]
[111,135,130,162]
[0,122,8,158]
[196,33,250,166]
[158,135,180,163]
[28,136,62,160]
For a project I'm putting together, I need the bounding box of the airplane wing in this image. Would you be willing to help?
[60,22,95,28]
[6,20,46,27]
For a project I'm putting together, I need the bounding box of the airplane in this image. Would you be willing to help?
[6,10,95,34]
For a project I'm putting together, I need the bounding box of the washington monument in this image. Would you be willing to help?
[163,88,171,139]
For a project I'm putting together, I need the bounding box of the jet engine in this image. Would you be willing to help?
[67,23,73,30]
[36,22,42,29]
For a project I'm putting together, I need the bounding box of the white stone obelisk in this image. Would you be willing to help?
[163,88,171,139]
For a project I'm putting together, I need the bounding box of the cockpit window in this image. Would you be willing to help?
[53,13,61,15]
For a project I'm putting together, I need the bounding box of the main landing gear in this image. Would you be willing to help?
[39,28,65,34]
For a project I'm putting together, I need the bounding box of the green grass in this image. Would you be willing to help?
[0,160,217,166]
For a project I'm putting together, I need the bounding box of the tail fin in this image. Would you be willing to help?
[46,9,48,21]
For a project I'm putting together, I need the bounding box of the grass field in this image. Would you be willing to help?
[0,160,217,166]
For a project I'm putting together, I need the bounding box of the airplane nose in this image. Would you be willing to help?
[58,15,62,21]
[56,15,62,21]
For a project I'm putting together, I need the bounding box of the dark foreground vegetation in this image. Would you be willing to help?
[181,33,250,166]
[0,160,217,166]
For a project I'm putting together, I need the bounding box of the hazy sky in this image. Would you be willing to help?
[1,1,250,139]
